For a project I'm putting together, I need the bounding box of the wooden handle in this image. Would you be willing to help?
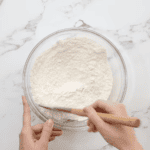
[71,109,140,128]
[41,105,140,128]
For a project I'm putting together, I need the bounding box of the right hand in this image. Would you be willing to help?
[83,100,143,150]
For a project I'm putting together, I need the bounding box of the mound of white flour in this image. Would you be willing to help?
[30,37,113,120]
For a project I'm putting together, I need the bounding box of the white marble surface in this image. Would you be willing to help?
[0,0,150,150]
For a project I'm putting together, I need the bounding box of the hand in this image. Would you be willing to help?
[83,100,143,150]
[19,96,63,150]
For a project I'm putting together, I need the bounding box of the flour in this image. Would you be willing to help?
[30,37,113,120]
[53,81,83,94]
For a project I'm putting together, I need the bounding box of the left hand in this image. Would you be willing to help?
[19,96,63,150]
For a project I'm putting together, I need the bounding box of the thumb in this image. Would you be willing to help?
[40,119,54,143]
[83,106,107,134]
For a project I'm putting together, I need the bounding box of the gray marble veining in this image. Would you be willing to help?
[0,0,150,150]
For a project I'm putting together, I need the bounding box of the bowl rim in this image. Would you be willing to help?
[22,27,128,130]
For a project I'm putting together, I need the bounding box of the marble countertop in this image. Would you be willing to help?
[0,0,150,150]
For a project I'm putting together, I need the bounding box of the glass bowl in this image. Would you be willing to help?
[22,28,127,131]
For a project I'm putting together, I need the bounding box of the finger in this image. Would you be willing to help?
[35,133,41,140]
[88,123,98,132]
[87,119,95,127]
[88,127,98,132]
[35,130,63,140]
[88,125,93,132]
[33,127,63,136]
[35,133,56,141]
[88,122,96,132]
[40,119,54,143]
[89,122,95,131]
[87,120,90,126]
[49,136,55,142]
[88,127,91,132]
[91,100,116,114]
[32,125,62,132]
[51,131,63,136]
[88,127,93,132]
[52,127,62,131]
[93,125,98,132]
[22,96,31,127]
[32,124,43,133]
[21,127,34,145]
[34,139,37,142]
[87,120,99,133]
[83,106,107,134]
[87,114,100,133]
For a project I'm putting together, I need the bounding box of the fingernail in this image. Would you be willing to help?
[47,119,54,126]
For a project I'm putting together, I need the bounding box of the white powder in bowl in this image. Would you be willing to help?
[30,37,113,120]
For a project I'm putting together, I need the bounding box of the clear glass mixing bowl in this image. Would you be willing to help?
[22,28,127,131]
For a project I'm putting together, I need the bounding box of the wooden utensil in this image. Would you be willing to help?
[39,104,140,128]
